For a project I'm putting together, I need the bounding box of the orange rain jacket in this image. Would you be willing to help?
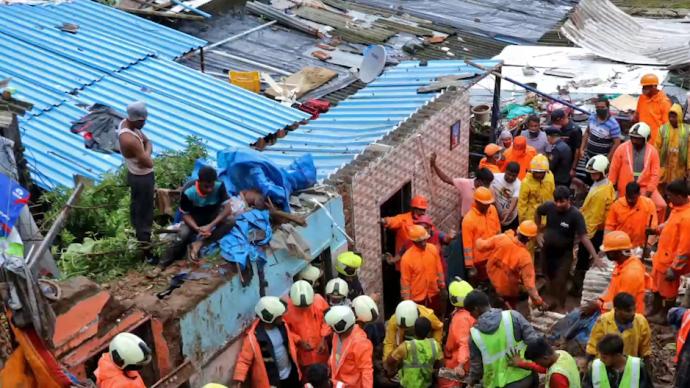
[384,212,416,259]
[477,232,536,298]
[284,294,330,367]
[233,319,301,388]
[443,308,475,370]
[329,325,374,388]
[400,243,446,302]
[502,140,537,180]
[605,196,658,248]
[478,158,502,174]
[599,256,649,314]
[609,141,660,197]
[94,353,145,388]
[636,89,672,145]
[462,205,501,267]
[652,202,690,298]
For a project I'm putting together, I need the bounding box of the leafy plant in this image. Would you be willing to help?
[40,137,208,282]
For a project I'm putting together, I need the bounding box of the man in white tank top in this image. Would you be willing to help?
[118,101,156,264]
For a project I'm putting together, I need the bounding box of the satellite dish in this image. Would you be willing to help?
[359,45,386,83]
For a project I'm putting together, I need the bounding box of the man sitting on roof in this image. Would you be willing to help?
[158,166,234,270]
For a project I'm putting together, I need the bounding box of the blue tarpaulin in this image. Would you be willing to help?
[0,174,29,237]
[216,148,316,212]
[219,209,272,269]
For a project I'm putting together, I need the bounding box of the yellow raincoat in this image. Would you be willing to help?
[383,305,443,361]
[581,178,615,237]
[517,171,555,223]
[655,103,689,184]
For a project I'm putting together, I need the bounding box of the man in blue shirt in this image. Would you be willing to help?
[160,166,233,267]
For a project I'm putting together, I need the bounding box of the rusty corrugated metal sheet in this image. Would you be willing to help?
[561,0,690,66]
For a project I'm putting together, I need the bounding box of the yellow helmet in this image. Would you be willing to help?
[336,251,363,276]
[529,154,549,172]
[448,279,474,307]
[202,384,228,388]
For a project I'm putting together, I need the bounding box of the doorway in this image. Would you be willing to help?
[379,181,412,319]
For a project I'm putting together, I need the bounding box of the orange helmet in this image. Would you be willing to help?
[410,195,428,210]
[484,143,502,157]
[408,224,430,242]
[517,220,538,238]
[640,73,659,87]
[600,231,633,252]
[474,187,494,204]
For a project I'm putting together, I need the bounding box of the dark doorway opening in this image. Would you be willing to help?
[380,181,412,319]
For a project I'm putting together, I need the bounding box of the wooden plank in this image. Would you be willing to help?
[265,67,337,99]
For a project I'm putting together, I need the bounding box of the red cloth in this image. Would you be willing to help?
[514,361,570,387]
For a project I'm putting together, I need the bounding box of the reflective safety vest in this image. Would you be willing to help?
[400,338,439,388]
[676,310,690,362]
[592,356,641,388]
[470,311,531,388]
[547,350,581,388]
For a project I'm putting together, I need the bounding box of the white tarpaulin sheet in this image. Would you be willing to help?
[473,45,669,97]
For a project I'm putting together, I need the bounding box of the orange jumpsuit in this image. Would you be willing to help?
[477,232,536,298]
[284,294,330,367]
[462,205,501,275]
[608,141,666,221]
[400,243,446,303]
[233,320,301,388]
[652,202,690,299]
[438,308,475,388]
[605,196,658,248]
[502,137,537,180]
[636,90,672,145]
[94,353,145,388]
[329,325,374,388]
[384,212,416,261]
[478,158,502,173]
[599,256,649,314]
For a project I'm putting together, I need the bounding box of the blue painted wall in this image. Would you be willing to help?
[179,196,347,364]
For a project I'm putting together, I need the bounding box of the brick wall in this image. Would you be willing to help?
[347,89,472,296]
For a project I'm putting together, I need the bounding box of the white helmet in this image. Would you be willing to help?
[109,332,152,370]
[297,264,322,285]
[352,295,379,323]
[395,300,419,328]
[255,296,287,323]
[629,122,651,140]
[324,305,356,333]
[325,278,349,298]
[585,154,609,174]
[290,280,314,307]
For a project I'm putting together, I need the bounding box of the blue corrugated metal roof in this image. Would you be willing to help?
[0,0,310,189]
[263,60,500,180]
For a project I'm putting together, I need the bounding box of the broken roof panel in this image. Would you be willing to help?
[262,59,500,180]
[350,0,579,43]
[561,0,690,66]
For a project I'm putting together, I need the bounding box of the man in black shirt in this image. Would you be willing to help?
[545,127,573,188]
[536,186,598,310]
[551,109,582,179]
[160,166,234,268]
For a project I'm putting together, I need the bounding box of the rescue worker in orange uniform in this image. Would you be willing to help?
[647,179,690,324]
[668,307,690,387]
[581,231,649,314]
[324,305,374,388]
[605,181,658,249]
[462,187,501,281]
[503,135,537,180]
[476,220,545,317]
[382,195,428,265]
[233,296,301,388]
[400,225,447,315]
[479,143,503,173]
[634,73,672,145]
[438,279,476,388]
[94,333,151,388]
[283,281,330,368]
[609,122,666,223]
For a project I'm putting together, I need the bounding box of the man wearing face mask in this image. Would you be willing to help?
[551,109,582,180]
[577,97,622,185]
[520,115,548,155]
[635,73,672,145]
[608,122,666,223]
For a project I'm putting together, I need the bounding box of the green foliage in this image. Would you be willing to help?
[41,137,207,282]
